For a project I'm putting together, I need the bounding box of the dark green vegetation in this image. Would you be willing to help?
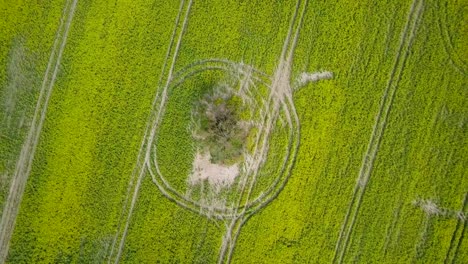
[191,85,249,165]
[0,0,467,263]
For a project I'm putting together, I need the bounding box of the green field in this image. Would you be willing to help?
[0,0,467,263]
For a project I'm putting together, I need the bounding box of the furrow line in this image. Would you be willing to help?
[452,216,467,263]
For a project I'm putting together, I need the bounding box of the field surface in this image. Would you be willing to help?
[0,0,467,263]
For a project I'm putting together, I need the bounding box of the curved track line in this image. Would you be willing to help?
[435,0,467,75]
[332,0,425,263]
[147,61,275,216]
[148,61,272,218]
[0,0,78,261]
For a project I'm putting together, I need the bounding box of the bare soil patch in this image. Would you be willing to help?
[189,151,239,193]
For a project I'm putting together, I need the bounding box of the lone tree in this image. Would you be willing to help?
[191,87,249,165]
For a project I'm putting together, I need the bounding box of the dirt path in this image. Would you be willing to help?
[332,0,424,262]
[0,0,78,261]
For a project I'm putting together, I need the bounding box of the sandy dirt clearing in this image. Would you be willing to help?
[189,151,239,193]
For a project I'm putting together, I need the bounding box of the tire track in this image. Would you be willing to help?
[414,214,431,260]
[435,0,467,75]
[444,193,468,264]
[382,201,403,256]
[217,1,307,263]
[332,0,424,263]
[0,0,78,261]
[453,216,467,263]
[107,0,187,259]
[145,60,270,219]
[108,0,193,262]
[231,0,305,220]
[146,60,271,220]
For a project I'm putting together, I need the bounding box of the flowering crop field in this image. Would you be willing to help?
[0,0,467,263]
